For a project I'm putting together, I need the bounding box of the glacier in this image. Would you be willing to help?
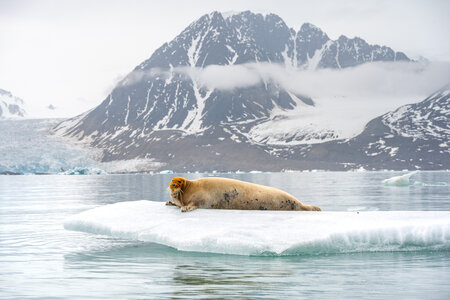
[0,118,167,174]
[0,119,100,174]
[60,167,107,175]
[64,200,450,256]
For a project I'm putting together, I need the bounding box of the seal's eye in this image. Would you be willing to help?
[178,181,181,183]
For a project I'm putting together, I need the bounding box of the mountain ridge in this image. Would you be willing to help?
[55,10,410,137]
[0,88,26,119]
[51,10,448,171]
[301,84,450,170]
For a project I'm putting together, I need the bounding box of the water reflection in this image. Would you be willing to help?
[62,241,450,299]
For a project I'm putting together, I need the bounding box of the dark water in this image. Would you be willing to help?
[0,172,449,299]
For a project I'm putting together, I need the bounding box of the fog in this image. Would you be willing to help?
[181,61,450,99]
[124,61,450,102]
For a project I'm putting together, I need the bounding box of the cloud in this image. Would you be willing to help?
[176,64,262,90]
[122,61,450,101]
[280,61,450,99]
[188,61,450,99]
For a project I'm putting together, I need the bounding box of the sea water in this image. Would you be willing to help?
[0,171,449,299]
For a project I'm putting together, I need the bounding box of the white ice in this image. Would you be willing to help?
[64,200,450,256]
[382,171,419,186]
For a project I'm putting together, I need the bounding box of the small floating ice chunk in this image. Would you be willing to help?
[159,170,174,174]
[382,171,418,186]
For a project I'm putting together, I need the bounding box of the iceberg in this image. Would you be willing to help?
[64,200,450,256]
[159,170,174,174]
[382,171,418,186]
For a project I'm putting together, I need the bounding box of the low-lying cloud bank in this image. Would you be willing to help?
[121,61,450,100]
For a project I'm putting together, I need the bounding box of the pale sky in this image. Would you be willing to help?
[0,0,449,118]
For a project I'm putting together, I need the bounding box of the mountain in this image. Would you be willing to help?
[300,85,450,170]
[54,11,421,171]
[0,89,26,119]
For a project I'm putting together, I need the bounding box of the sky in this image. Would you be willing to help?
[0,0,449,118]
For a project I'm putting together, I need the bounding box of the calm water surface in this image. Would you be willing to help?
[0,172,449,299]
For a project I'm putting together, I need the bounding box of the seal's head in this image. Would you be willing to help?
[169,177,187,198]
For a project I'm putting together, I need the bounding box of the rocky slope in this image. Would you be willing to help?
[299,85,450,170]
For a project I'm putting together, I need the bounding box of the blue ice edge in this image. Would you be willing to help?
[64,200,450,256]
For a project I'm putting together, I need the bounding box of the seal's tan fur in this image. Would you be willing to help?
[167,177,321,212]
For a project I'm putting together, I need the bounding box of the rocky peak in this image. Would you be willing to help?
[53,10,416,168]
[0,88,26,119]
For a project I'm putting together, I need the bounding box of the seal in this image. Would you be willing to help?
[166,177,321,212]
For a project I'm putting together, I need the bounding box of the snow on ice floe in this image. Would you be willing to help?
[64,200,450,256]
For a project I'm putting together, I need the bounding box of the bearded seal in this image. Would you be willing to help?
[166,177,321,212]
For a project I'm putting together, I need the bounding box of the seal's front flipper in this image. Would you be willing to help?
[300,204,322,211]
[181,205,197,212]
[165,201,176,206]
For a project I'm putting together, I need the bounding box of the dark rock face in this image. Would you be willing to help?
[52,11,449,172]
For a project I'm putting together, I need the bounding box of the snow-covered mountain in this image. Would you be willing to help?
[363,84,450,169]
[299,85,450,170]
[0,89,26,119]
[55,11,409,136]
[52,11,450,171]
